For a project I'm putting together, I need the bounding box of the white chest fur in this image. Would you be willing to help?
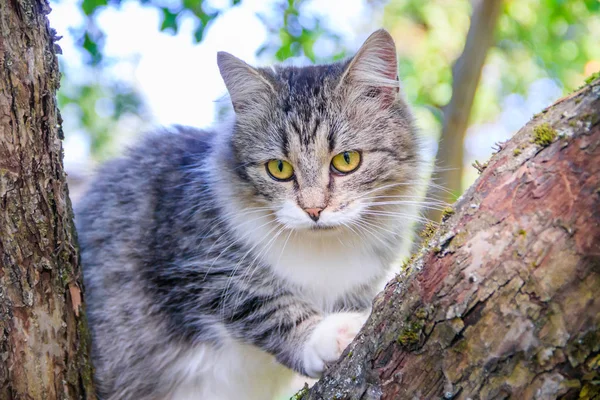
[261,227,388,311]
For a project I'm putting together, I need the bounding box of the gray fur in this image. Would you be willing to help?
[76,29,424,399]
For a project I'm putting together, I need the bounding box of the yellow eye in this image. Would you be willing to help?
[266,159,294,181]
[331,151,361,174]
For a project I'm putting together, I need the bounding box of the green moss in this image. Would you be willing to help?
[399,254,416,274]
[415,308,428,320]
[517,229,527,237]
[587,354,600,370]
[290,384,309,400]
[533,123,557,147]
[397,253,418,281]
[441,207,454,221]
[584,70,600,85]
[579,383,600,400]
[451,338,468,353]
[472,160,488,174]
[566,329,600,367]
[397,321,423,348]
[419,222,437,240]
[562,379,581,390]
[513,148,522,156]
[574,70,600,92]
[397,329,419,346]
[400,258,410,272]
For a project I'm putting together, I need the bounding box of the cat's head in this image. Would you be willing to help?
[216,30,421,235]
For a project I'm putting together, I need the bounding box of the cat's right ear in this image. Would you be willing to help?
[217,52,276,114]
[337,29,399,108]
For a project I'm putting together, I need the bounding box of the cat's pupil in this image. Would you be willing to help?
[343,152,350,164]
[278,160,284,172]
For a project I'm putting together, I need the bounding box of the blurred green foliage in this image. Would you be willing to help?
[58,0,240,159]
[57,0,600,160]
[79,0,230,51]
[256,0,346,62]
[76,0,344,65]
[56,0,345,158]
[382,0,600,133]
[57,75,144,157]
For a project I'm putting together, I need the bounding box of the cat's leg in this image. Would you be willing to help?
[168,314,367,400]
[224,291,370,379]
[301,311,369,377]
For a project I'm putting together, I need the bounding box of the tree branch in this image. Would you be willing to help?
[430,0,504,221]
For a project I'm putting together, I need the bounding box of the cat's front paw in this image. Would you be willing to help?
[302,312,368,378]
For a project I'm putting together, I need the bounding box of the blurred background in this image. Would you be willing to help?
[49,0,600,216]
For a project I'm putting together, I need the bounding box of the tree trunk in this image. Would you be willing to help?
[300,79,600,400]
[0,1,95,399]
[429,0,503,222]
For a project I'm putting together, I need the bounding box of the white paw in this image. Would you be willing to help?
[302,312,368,378]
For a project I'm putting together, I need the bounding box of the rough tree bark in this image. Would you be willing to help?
[430,0,503,222]
[0,1,95,399]
[300,79,600,399]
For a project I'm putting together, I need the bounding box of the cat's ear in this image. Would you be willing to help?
[338,29,399,107]
[217,52,276,114]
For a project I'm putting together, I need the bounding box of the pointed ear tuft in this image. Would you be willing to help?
[338,29,399,107]
[217,52,275,113]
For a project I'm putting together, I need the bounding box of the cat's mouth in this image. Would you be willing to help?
[309,224,338,231]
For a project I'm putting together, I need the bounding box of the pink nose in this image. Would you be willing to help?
[304,207,323,222]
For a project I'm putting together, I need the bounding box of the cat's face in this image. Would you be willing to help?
[218,30,420,234]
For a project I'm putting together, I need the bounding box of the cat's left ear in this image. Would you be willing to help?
[217,52,276,114]
[338,29,399,107]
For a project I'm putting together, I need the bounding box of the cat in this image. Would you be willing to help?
[75,29,424,400]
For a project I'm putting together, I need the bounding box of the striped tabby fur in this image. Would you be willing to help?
[76,29,424,400]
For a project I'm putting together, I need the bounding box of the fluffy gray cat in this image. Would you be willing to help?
[76,29,424,400]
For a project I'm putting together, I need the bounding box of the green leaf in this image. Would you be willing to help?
[160,8,179,33]
[183,0,202,14]
[193,24,205,42]
[82,32,102,65]
[81,0,107,16]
